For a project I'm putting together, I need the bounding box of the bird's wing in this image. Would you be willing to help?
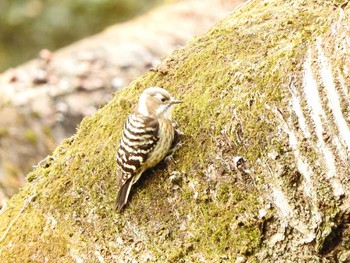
[115,114,160,189]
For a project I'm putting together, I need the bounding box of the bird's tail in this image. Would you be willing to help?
[115,179,133,212]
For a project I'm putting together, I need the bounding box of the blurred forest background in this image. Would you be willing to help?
[0,0,161,72]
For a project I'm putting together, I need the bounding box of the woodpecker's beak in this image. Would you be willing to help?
[170,98,183,105]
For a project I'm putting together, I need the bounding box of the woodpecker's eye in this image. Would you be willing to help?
[160,97,167,102]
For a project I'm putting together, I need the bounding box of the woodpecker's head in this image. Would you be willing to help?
[137,87,182,119]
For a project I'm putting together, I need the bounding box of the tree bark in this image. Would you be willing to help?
[1,0,350,262]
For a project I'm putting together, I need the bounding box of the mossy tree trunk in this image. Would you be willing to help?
[1,0,350,262]
[0,0,243,204]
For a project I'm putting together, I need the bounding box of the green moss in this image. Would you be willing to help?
[186,188,262,260]
[0,0,335,261]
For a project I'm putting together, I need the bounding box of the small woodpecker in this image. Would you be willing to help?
[115,87,182,211]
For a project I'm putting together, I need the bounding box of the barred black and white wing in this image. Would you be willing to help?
[115,113,159,211]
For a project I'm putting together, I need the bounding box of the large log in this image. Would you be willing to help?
[0,0,244,205]
[1,0,350,262]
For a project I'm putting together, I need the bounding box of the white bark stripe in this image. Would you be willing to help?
[317,38,350,150]
[303,50,325,140]
[302,48,345,197]
[303,50,335,177]
[289,82,311,138]
[272,188,291,218]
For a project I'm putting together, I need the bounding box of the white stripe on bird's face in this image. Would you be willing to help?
[137,93,150,116]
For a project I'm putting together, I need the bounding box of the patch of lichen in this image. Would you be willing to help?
[0,0,334,261]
